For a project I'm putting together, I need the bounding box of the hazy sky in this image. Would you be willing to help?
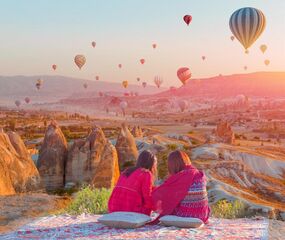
[0,0,284,87]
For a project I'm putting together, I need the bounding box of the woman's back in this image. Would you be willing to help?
[172,171,210,223]
[108,168,153,215]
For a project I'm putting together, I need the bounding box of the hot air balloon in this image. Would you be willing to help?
[152,43,157,49]
[15,100,21,107]
[178,100,188,112]
[202,56,206,61]
[142,82,147,88]
[264,59,270,66]
[83,83,88,89]
[137,77,140,82]
[95,76,99,80]
[120,101,128,116]
[244,66,248,71]
[36,78,43,90]
[177,67,191,85]
[122,80,128,88]
[91,41,96,48]
[229,7,266,53]
[99,91,104,97]
[52,64,57,71]
[140,59,145,65]
[118,64,122,69]
[24,97,30,104]
[230,35,235,41]
[74,54,86,70]
[183,15,192,26]
[260,44,267,53]
[154,76,163,88]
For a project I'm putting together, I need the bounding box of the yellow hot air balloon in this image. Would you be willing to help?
[74,55,86,70]
[122,81,128,88]
[260,44,267,54]
[264,59,270,66]
[229,7,266,53]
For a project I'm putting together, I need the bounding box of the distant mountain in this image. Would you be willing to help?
[158,72,285,99]
[0,75,164,105]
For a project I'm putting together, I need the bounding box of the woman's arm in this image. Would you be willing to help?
[141,171,153,215]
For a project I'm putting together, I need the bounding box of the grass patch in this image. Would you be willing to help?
[66,186,111,215]
[211,199,248,219]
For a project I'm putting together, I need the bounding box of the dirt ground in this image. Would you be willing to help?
[0,193,71,234]
[268,220,285,240]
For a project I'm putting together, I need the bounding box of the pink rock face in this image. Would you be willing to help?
[115,123,138,171]
[214,122,235,144]
[37,121,68,191]
[0,131,41,195]
[66,126,119,188]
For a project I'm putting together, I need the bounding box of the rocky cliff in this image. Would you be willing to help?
[66,126,119,188]
[37,121,68,191]
[0,131,41,195]
[191,143,285,212]
[115,123,138,171]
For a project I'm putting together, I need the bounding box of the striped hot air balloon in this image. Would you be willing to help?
[74,55,86,70]
[229,7,266,53]
[177,67,191,85]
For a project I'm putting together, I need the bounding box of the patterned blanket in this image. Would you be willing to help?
[1,214,268,240]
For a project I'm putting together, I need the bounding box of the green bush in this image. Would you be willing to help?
[66,186,111,215]
[166,143,178,151]
[211,199,248,219]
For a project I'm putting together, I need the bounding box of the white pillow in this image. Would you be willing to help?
[159,215,204,228]
[98,212,151,229]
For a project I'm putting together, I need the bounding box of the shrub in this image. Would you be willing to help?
[66,186,111,215]
[211,199,248,219]
[166,143,178,151]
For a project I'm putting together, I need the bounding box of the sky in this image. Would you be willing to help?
[0,0,284,87]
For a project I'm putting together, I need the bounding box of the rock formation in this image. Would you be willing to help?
[92,141,120,188]
[191,143,285,213]
[131,125,143,138]
[37,121,68,191]
[0,131,41,195]
[66,126,119,188]
[115,123,138,171]
[213,121,235,144]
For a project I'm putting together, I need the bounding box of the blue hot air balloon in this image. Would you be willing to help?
[229,7,266,53]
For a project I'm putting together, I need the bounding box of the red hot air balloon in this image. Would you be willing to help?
[142,82,147,88]
[91,41,96,48]
[244,66,248,71]
[140,59,145,64]
[202,56,206,61]
[152,43,157,49]
[177,67,191,85]
[183,15,192,26]
[83,83,88,89]
[52,64,57,71]
[118,64,122,69]
[95,76,99,80]
[137,77,140,82]
[24,97,30,104]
